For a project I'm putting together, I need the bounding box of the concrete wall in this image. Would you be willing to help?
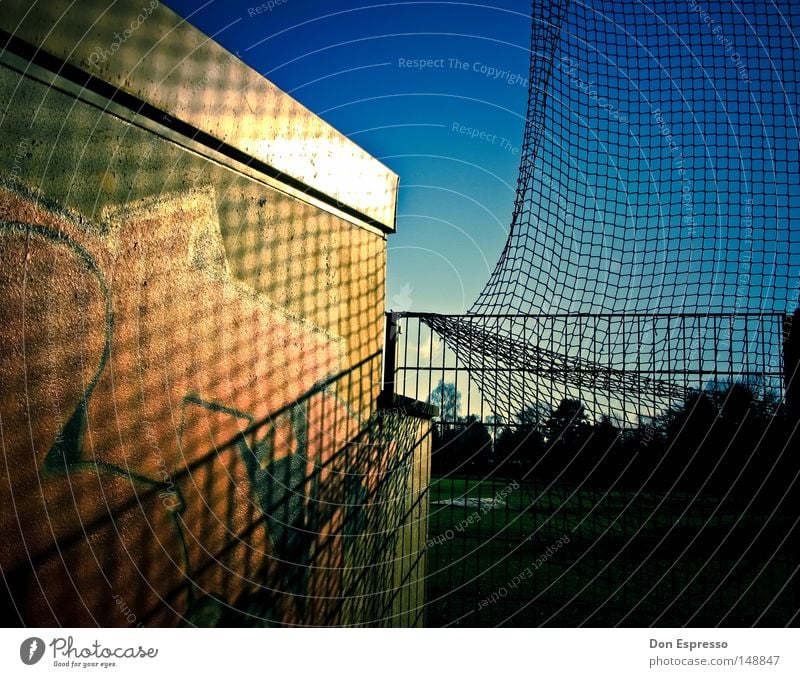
[0,0,429,626]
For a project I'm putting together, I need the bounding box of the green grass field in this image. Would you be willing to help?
[424,476,796,627]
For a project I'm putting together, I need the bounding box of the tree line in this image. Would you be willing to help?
[428,379,797,497]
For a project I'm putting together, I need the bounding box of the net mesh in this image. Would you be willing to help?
[425,0,799,419]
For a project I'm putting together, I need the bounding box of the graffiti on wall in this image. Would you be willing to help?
[0,180,364,625]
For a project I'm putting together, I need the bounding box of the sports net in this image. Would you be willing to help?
[425,0,799,420]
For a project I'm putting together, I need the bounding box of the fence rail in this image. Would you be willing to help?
[388,311,786,426]
[385,311,799,626]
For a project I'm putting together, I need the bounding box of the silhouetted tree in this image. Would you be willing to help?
[461,415,493,472]
[430,413,494,476]
[487,404,550,478]
[587,415,628,486]
[708,380,784,495]
[543,399,591,445]
[427,380,461,428]
[592,415,620,451]
[485,413,506,445]
[516,403,550,428]
[638,379,790,494]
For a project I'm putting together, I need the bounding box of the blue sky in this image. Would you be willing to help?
[164,0,533,313]
[164,0,799,317]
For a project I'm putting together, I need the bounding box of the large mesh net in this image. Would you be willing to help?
[424,0,799,421]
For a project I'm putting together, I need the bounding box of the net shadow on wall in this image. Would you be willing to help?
[0,2,419,625]
[0,153,419,627]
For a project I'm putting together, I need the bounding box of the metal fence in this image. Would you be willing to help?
[390,312,787,426]
[385,312,799,626]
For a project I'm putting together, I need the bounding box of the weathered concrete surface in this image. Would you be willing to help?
[0,180,357,625]
[333,411,430,626]
[0,0,398,230]
[0,0,428,627]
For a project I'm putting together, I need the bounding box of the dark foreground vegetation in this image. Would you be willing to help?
[431,381,797,499]
[425,381,799,626]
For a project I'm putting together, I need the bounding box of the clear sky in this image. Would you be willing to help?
[163,0,534,313]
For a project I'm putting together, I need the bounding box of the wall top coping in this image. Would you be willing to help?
[1,0,398,231]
